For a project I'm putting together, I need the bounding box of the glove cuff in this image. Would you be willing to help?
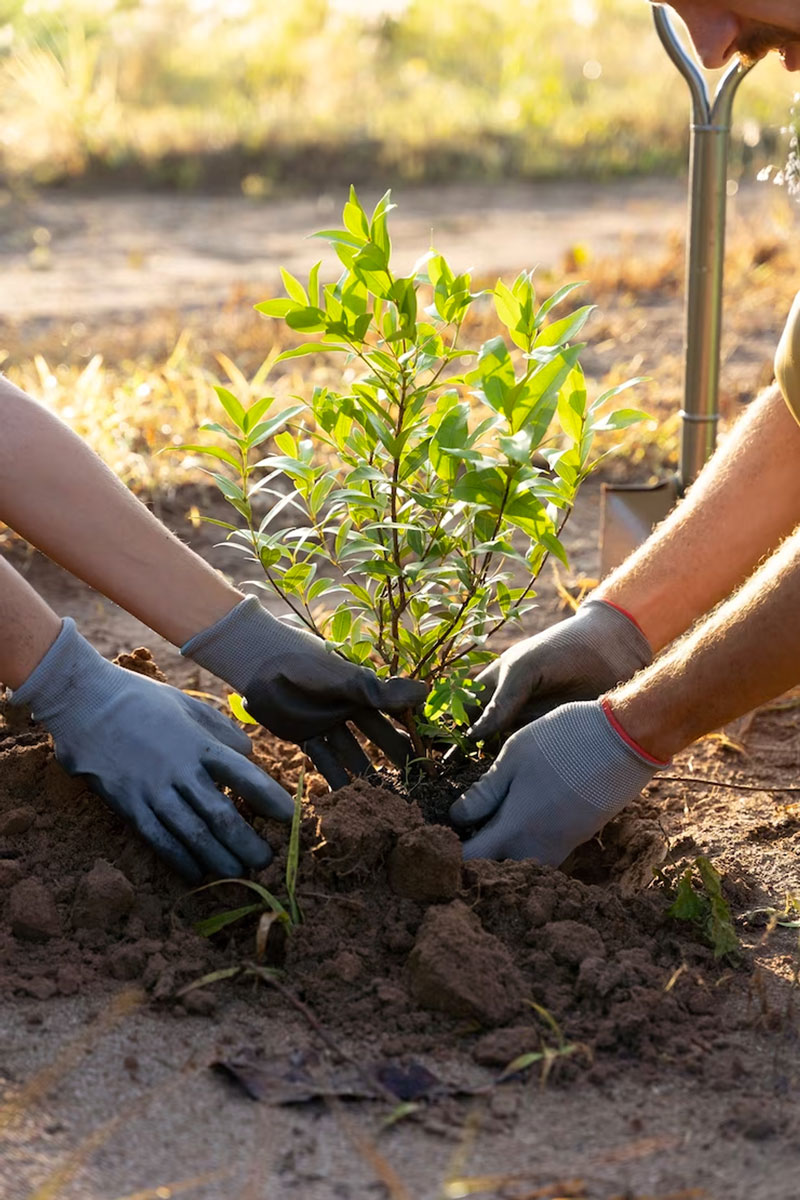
[576,598,653,677]
[600,698,667,767]
[532,699,660,820]
[181,595,316,693]
[9,618,118,733]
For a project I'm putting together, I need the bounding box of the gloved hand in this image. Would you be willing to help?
[450,700,664,864]
[182,596,428,788]
[465,599,652,742]
[10,619,294,882]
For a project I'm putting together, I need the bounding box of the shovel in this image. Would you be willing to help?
[599,4,755,576]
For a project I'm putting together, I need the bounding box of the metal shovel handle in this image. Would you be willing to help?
[653,5,754,488]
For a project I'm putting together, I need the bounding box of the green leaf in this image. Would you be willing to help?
[330,609,352,641]
[209,471,246,503]
[308,261,321,308]
[312,229,364,249]
[537,305,595,348]
[430,401,469,482]
[242,394,275,434]
[214,386,246,431]
[589,408,650,433]
[469,336,515,417]
[537,281,586,323]
[504,492,552,539]
[286,306,327,332]
[493,278,521,334]
[194,903,262,937]
[557,366,588,441]
[282,562,315,593]
[363,560,401,579]
[590,377,648,409]
[696,857,740,958]
[515,345,582,436]
[183,877,287,918]
[229,692,259,725]
[276,342,348,363]
[255,298,296,318]
[171,443,241,470]
[498,429,535,464]
[197,516,238,532]
[349,641,374,664]
[452,467,507,510]
[667,869,705,922]
[198,421,246,446]
[248,404,307,451]
[280,266,308,305]
[343,199,370,240]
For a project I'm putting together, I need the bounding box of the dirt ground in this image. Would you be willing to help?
[2,182,800,1200]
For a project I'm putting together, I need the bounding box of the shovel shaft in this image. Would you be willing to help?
[653,6,753,488]
[681,118,731,482]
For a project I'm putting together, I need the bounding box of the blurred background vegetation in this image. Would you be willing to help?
[1,0,798,499]
[0,0,796,192]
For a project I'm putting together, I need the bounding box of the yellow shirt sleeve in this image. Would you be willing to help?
[775,290,800,427]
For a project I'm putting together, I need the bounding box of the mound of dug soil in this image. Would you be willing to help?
[0,664,745,1080]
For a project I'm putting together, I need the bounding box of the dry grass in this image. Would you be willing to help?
[1,0,796,191]
[2,213,796,496]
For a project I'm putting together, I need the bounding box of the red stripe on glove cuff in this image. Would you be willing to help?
[595,598,648,640]
[600,698,668,767]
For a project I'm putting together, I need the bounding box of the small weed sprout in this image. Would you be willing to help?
[496,999,591,1086]
[666,855,740,959]
[183,188,646,747]
[177,769,306,993]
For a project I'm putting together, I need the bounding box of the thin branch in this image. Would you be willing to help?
[655,774,800,795]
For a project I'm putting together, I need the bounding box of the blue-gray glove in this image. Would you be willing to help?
[466,600,652,742]
[450,700,661,864]
[182,596,428,788]
[10,619,293,882]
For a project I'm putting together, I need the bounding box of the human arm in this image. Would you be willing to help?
[1,556,293,880]
[0,378,425,779]
[0,375,243,645]
[468,362,800,740]
[593,381,800,652]
[0,555,62,688]
[452,518,800,862]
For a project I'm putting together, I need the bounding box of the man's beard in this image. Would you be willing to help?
[737,21,799,65]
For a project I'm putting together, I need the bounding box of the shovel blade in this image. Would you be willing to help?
[599,477,679,577]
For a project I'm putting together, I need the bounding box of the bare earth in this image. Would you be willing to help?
[0,177,793,323]
[2,182,800,1200]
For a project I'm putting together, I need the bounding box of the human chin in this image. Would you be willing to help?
[782,42,800,71]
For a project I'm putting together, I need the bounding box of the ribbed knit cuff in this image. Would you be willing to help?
[9,618,118,732]
[532,700,660,819]
[180,595,306,693]
[600,698,668,767]
[577,599,653,673]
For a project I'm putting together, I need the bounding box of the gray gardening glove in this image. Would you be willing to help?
[466,599,652,742]
[10,618,293,882]
[450,700,662,864]
[182,596,428,788]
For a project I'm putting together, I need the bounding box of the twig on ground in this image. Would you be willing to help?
[656,773,800,795]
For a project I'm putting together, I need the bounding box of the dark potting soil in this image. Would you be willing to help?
[0,646,755,1083]
[379,752,485,830]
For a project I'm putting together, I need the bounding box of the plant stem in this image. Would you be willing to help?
[400,708,434,776]
[441,506,574,673]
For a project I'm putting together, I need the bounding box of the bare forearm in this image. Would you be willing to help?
[0,558,62,688]
[0,378,242,646]
[594,386,800,651]
[611,522,800,761]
